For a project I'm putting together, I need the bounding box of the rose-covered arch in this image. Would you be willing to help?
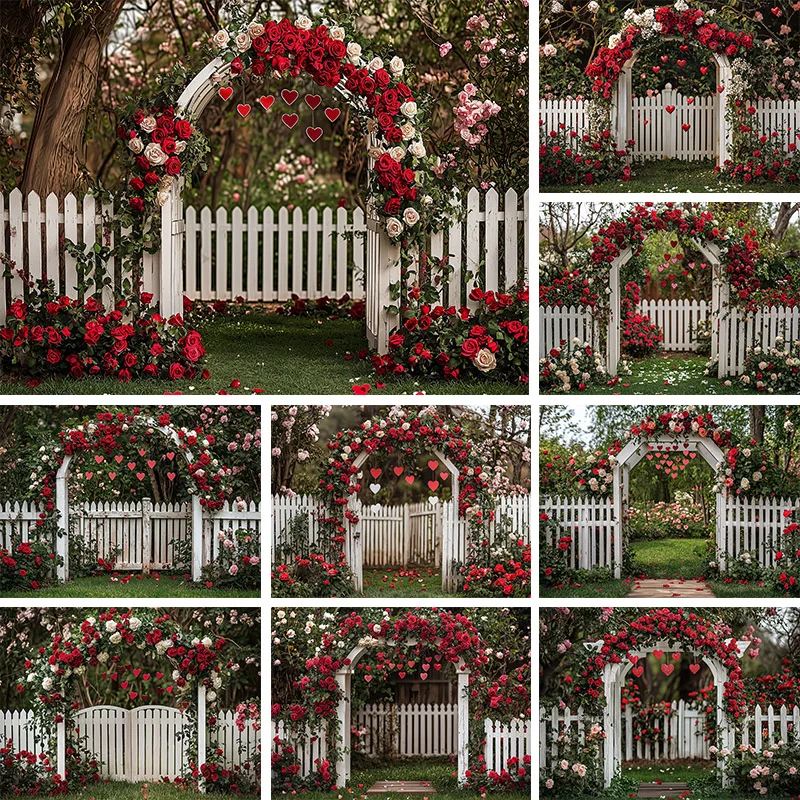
[312,407,496,592]
[272,608,527,792]
[118,13,447,353]
[566,609,751,788]
[585,203,760,376]
[20,609,228,793]
[29,411,236,583]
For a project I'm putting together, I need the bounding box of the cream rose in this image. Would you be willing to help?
[473,348,497,372]
[234,32,251,52]
[368,146,384,160]
[295,15,313,30]
[385,217,404,238]
[329,26,345,41]
[401,101,418,117]
[347,42,362,63]
[127,137,144,154]
[408,140,426,157]
[211,30,230,49]
[173,140,186,154]
[156,190,170,207]
[389,56,405,75]
[139,115,157,133]
[42,677,53,691]
[110,632,122,644]
[144,143,167,165]
[389,146,406,161]
[128,617,142,631]
[403,208,420,226]
[105,620,118,633]
[247,22,265,38]
[400,122,416,140]
[367,56,384,73]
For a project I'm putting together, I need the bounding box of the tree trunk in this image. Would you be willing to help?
[749,406,765,445]
[20,0,126,198]
[772,203,800,243]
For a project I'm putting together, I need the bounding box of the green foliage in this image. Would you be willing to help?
[201,528,260,591]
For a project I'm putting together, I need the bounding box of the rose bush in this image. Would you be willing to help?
[620,312,662,357]
[201,527,261,591]
[539,339,612,394]
[627,501,712,540]
[739,338,800,394]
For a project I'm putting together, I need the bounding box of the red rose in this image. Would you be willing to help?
[150,343,164,357]
[123,352,138,368]
[174,119,192,140]
[251,59,265,76]
[161,138,176,155]
[143,364,158,377]
[164,157,181,176]
[183,344,205,363]
[383,197,402,214]
[184,330,202,347]
[144,171,160,185]
[388,333,405,348]
[150,128,165,144]
[133,109,145,125]
[141,292,154,304]
[117,368,132,383]
[46,349,61,365]
[129,197,144,212]
[328,40,346,59]
[135,156,149,170]
[231,57,243,74]
[460,338,481,358]
[385,127,403,143]
[130,177,145,191]
[169,363,185,380]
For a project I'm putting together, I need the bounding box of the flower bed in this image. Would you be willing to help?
[539,123,631,187]
[539,339,611,393]
[627,501,711,540]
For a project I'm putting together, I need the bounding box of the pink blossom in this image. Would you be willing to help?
[439,42,452,57]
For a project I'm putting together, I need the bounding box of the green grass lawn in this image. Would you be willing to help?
[42,782,257,800]
[361,567,453,597]
[629,538,708,579]
[539,579,630,598]
[540,158,800,194]
[0,313,527,396]
[0,573,259,598]
[577,354,744,396]
[709,580,778,598]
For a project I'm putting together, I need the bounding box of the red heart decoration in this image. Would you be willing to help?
[324,107,341,122]
[351,383,371,394]
[661,664,675,676]
[422,664,430,671]
[433,663,442,671]
[632,666,644,677]
[110,672,118,681]
[682,123,691,131]
[677,59,687,68]
[653,649,664,659]
[306,126,323,142]
[405,475,414,484]
[282,113,299,129]
[652,66,660,73]
[370,468,383,479]
[166,452,175,461]
[156,672,164,679]
[665,105,676,114]
[133,669,141,677]
[420,673,428,680]
[167,472,176,481]
[680,44,689,52]
[218,87,233,101]
[108,472,117,480]
[660,55,669,63]
[687,97,695,105]
[258,95,275,111]
[689,664,701,674]
[646,454,654,460]
[166,686,173,694]
[236,104,251,118]
[305,94,322,109]
[399,671,406,678]
[128,462,136,470]
[440,472,449,481]
[142,674,150,681]
[85,472,93,480]
[700,66,709,75]
[427,480,439,491]
[115,455,124,464]
[672,653,681,661]
[393,467,404,476]
[95,455,104,463]
[717,84,725,93]
[147,460,156,469]
[121,681,129,689]
[129,691,138,700]
[281,89,299,105]
[136,472,145,481]
[138,449,146,457]
[427,460,439,471]
[364,675,372,683]
[407,661,415,668]
[628,655,639,664]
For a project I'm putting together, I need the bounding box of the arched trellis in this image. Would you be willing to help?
[610,432,726,578]
[584,636,750,788]
[54,420,203,582]
[611,42,732,165]
[155,56,400,352]
[334,638,471,787]
[606,238,723,376]
[345,447,461,592]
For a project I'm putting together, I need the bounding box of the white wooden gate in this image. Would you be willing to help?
[539,305,598,357]
[719,496,795,570]
[354,702,458,758]
[639,298,709,352]
[540,496,617,570]
[719,305,800,377]
[484,718,531,773]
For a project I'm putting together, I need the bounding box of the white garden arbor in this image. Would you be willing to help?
[610,432,726,578]
[606,238,724,375]
[611,41,732,165]
[345,447,462,592]
[54,421,204,583]
[152,55,400,352]
[334,638,471,786]
[584,636,750,788]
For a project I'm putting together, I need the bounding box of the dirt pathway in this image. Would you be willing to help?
[628,577,715,598]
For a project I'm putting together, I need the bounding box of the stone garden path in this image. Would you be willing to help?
[628,578,715,598]
[637,781,689,797]
[366,781,437,795]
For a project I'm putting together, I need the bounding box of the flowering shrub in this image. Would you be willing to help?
[0,269,208,382]
[0,539,60,591]
[271,551,356,598]
[277,293,365,320]
[539,515,574,589]
[202,528,261,591]
[539,722,605,796]
[375,285,529,383]
[620,312,662,357]
[539,123,631,186]
[627,502,711,540]
[739,338,800,394]
[539,339,610,393]
[457,532,531,597]
[725,738,800,796]
[539,268,601,308]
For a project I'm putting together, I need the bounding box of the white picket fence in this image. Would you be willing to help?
[1,706,258,782]
[0,187,527,322]
[271,719,328,777]
[720,305,800,377]
[484,718,531,773]
[539,94,800,160]
[0,499,261,570]
[540,496,616,570]
[353,702,457,757]
[539,304,598,358]
[721,496,796,568]
[540,704,800,771]
[639,299,708,352]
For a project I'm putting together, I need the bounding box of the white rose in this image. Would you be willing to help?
[389,56,405,75]
[408,140,426,157]
[127,137,144,154]
[156,190,170,207]
[247,22,265,37]
[403,208,420,226]
[389,146,406,161]
[401,101,418,117]
[128,617,142,631]
[368,146,384,160]
[473,349,497,372]
[139,116,157,133]
[207,691,217,702]
[144,143,167,165]
[347,42,362,63]
[368,57,384,72]
[212,30,230,49]
[400,122,416,140]
[98,652,109,663]
[422,194,433,205]
[105,620,118,633]
[202,636,213,647]
[110,632,122,644]
[173,140,186,154]
[234,32,251,52]
[173,670,181,681]
[385,217,404,238]
[329,26,346,41]
[295,15,313,30]
[42,677,53,691]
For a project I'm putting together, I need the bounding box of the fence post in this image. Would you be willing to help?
[141,498,152,575]
[457,671,469,786]
[56,716,66,780]
[55,461,69,582]
[402,505,410,569]
[663,83,677,159]
[197,683,207,793]
[191,496,203,581]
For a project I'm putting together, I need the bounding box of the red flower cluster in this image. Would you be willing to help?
[621,312,663,357]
